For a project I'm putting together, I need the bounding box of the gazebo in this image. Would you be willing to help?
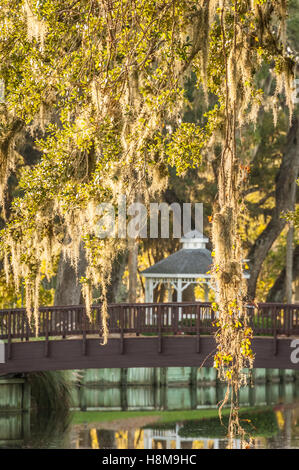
[141,230,215,303]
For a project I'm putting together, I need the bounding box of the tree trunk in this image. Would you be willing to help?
[54,244,128,306]
[128,238,138,303]
[106,250,128,303]
[285,225,294,303]
[54,242,87,306]
[182,284,195,301]
[267,244,299,302]
[247,117,299,300]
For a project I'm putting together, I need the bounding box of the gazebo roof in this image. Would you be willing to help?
[141,248,213,277]
[142,230,250,279]
[142,230,212,277]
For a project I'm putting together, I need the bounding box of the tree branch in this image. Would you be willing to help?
[247,116,299,300]
[266,244,299,302]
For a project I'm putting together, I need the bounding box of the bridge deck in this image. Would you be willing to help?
[0,302,298,373]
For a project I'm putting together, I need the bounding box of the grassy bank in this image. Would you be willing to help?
[71,406,278,439]
[71,407,257,425]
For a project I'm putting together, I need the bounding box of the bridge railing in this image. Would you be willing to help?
[0,302,298,341]
[248,303,299,336]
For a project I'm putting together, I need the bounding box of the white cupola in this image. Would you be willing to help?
[180,230,209,250]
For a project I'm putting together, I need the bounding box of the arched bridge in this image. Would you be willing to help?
[0,302,299,374]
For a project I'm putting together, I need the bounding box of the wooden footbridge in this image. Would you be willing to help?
[0,302,298,374]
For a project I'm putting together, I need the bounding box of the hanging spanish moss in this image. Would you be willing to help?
[0,0,295,444]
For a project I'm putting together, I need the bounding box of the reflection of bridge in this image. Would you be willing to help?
[0,302,298,374]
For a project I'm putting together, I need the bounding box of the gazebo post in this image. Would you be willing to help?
[167,283,173,323]
[145,278,154,324]
[177,278,182,302]
[177,278,182,320]
[145,278,150,302]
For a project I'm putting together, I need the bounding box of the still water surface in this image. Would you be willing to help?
[1,379,299,449]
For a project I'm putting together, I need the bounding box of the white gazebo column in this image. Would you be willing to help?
[145,278,154,324]
[145,278,154,303]
[167,282,173,323]
[177,278,182,302]
[177,278,182,320]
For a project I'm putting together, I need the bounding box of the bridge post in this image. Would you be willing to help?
[82,308,87,356]
[273,306,278,356]
[172,304,178,335]
[25,315,29,341]
[135,305,140,337]
[158,304,162,353]
[0,340,5,363]
[196,304,201,353]
[7,311,11,360]
[120,305,124,355]
[44,310,49,357]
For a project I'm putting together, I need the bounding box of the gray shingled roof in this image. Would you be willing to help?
[141,248,213,276]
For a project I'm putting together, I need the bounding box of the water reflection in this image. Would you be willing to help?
[72,380,299,411]
[1,379,299,449]
[72,423,243,449]
[69,404,299,449]
[0,412,30,447]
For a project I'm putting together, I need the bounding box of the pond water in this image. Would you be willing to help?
[0,374,299,449]
[66,403,299,449]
